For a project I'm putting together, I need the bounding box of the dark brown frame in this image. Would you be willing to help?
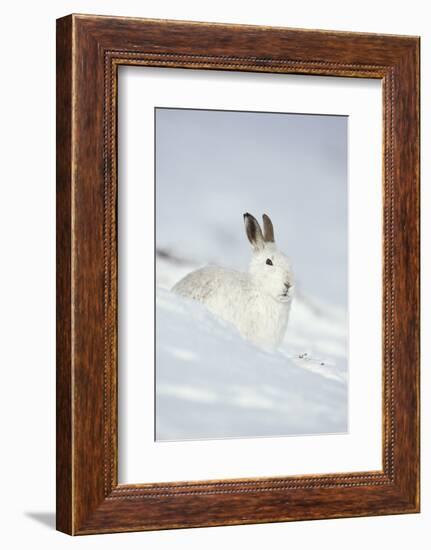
[56,14,420,535]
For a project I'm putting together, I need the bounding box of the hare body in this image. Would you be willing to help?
[172,214,293,351]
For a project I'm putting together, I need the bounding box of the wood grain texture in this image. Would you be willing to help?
[56,15,73,535]
[56,14,420,535]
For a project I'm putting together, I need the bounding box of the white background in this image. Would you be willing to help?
[0,1,427,548]
[119,68,382,482]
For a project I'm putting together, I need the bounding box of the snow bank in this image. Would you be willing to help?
[156,287,347,441]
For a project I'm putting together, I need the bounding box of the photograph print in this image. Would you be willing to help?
[155,107,348,441]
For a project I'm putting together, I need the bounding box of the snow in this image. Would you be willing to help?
[156,261,348,441]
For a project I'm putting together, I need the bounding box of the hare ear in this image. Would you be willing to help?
[244,213,265,250]
[262,214,275,243]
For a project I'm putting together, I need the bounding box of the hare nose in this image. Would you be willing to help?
[284,282,291,291]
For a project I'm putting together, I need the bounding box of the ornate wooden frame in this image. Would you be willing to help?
[56,14,420,535]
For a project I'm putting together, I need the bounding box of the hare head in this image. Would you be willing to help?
[243,213,294,304]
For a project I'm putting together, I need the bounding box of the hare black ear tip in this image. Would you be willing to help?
[243,212,250,220]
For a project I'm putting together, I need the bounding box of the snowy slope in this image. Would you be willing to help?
[156,260,348,441]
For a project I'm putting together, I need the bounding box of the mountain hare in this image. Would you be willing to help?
[172,213,294,350]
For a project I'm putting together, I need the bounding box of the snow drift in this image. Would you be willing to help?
[156,284,348,441]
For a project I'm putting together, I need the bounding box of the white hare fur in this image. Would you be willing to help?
[172,213,294,351]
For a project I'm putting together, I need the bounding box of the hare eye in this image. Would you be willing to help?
[266,259,273,266]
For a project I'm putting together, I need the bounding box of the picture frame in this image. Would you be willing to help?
[56,14,420,535]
